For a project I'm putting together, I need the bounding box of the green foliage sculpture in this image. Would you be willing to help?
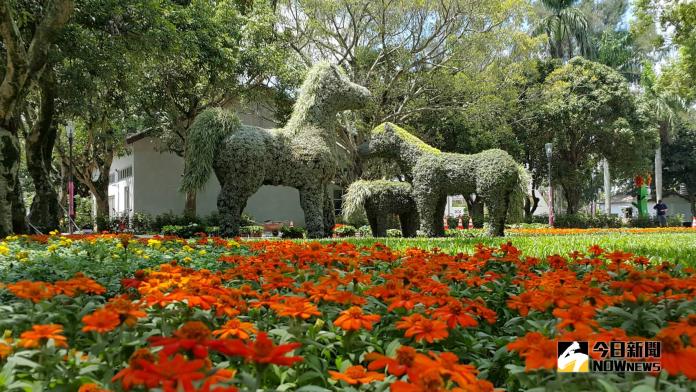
[181,62,371,238]
[342,180,419,238]
[359,123,524,237]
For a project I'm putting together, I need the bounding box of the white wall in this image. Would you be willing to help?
[107,154,135,217]
[129,137,309,225]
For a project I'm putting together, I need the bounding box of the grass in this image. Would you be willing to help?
[317,232,696,266]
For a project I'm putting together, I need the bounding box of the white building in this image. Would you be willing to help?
[107,103,343,226]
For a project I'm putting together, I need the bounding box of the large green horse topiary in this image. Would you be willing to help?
[359,122,525,237]
[342,180,419,237]
[181,63,371,238]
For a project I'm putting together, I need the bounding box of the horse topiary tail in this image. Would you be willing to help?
[180,108,240,193]
[342,180,375,223]
[507,164,531,223]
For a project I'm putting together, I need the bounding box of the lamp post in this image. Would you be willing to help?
[545,142,554,227]
[67,121,75,234]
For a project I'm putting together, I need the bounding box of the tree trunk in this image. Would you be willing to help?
[26,71,60,233]
[0,124,21,236]
[524,188,540,222]
[562,182,581,215]
[654,147,662,202]
[11,173,27,233]
[603,158,611,215]
[185,190,197,219]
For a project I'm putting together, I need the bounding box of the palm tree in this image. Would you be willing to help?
[534,0,591,60]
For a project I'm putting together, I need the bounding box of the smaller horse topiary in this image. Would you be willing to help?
[342,180,419,237]
[359,122,526,237]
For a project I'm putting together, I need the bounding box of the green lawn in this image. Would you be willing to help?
[317,232,696,266]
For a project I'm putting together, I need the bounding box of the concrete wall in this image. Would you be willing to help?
[108,154,135,217]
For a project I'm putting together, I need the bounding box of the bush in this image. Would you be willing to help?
[668,214,685,227]
[386,229,402,237]
[240,225,264,237]
[629,215,657,228]
[553,213,622,229]
[131,213,153,234]
[333,224,357,237]
[357,225,373,237]
[161,224,206,238]
[280,226,305,239]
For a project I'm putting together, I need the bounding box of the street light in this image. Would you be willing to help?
[545,142,554,228]
[67,121,75,234]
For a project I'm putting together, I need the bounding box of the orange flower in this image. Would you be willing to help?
[328,365,384,385]
[0,341,12,359]
[112,348,160,390]
[507,332,556,370]
[78,383,110,392]
[216,332,302,366]
[657,332,696,379]
[553,304,599,332]
[105,296,147,327]
[334,307,381,331]
[431,301,478,329]
[82,308,121,333]
[55,273,106,296]
[19,324,68,348]
[149,321,215,359]
[6,281,55,302]
[396,314,449,343]
[366,345,417,376]
[270,297,321,319]
[212,319,257,340]
[391,367,445,392]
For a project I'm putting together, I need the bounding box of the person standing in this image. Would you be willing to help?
[653,200,668,227]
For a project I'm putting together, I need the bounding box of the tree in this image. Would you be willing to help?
[533,0,590,60]
[663,120,696,217]
[538,57,658,214]
[138,0,290,217]
[0,0,74,235]
[282,0,536,190]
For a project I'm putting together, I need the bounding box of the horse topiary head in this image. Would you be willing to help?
[358,122,440,159]
[291,63,371,126]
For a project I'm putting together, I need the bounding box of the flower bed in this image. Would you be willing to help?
[0,234,695,391]
[508,227,696,236]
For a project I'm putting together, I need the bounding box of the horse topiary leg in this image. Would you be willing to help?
[365,203,387,237]
[415,188,441,237]
[487,192,509,237]
[218,178,261,237]
[323,188,336,236]
[399,210,419,237]
[433,195,447,237]
[300,187,325,238]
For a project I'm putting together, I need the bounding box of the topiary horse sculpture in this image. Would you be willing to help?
[342,180,419,237]
[181,63,371,238]
[358,122,525,237]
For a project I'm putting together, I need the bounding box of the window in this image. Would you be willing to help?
[124,186,130,212]
[118,166,133,181]
[108,196,115,214]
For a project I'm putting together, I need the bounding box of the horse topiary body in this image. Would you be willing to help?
[342,180,419,237]
[181,63,371,238]
[359,122,524,237]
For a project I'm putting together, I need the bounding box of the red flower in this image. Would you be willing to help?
[217,332,302,366]
[149,321,215,359]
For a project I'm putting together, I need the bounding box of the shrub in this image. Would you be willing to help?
[131,213,153,234]
[333,224,357,237]
[357,225,373,237]
[386,229,402,237]
[668,214,685,227]
[280,226,305,239]
[629,215,657,228]
[161,224,206,238]
[240,225,264,237]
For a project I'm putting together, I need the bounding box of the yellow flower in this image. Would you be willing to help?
[49,230,60,236]
[47,245,59,253]
[227,240,239,248]
[147,239,161,249]
[182,245,193,252]
[183,257,192,263]
[198,250,207,256]
[0,243,9,256]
